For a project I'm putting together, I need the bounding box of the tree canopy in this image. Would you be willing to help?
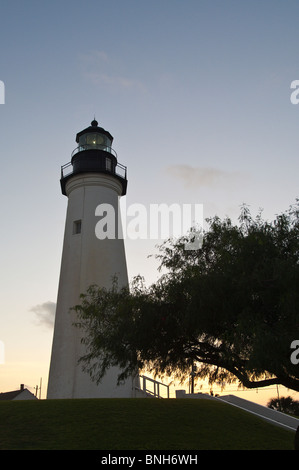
[73,201,299,393]
[267,396,299,416]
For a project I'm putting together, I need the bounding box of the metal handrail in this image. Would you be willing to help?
[137,375,170,399]
[60,159,127,180]
[71,143,118,158]
[61,161,73,178]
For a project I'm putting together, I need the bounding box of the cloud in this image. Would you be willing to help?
[30,301,56,329]
[79,50,109,64]
[79,49,147,93]
[85,72,147,93]
[166,164,244,188]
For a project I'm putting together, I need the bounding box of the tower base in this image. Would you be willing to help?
[47,366,138,399]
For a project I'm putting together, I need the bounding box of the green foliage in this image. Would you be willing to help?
[73,200,299,392]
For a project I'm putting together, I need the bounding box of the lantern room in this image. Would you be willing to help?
[60,119,127,196]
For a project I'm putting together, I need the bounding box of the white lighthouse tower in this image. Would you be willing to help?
[47,119,135,399]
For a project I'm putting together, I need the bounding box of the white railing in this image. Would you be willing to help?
[137,375,170,399]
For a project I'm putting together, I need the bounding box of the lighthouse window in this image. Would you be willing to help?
[73,220,82,235]
[79,135,86,146]
[106,157,112,171]
[86,134,97,145]
[86,133,105,146]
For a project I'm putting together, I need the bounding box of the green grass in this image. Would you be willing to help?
[0,398,295,450]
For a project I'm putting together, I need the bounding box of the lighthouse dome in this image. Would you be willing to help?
[76,119,113,145]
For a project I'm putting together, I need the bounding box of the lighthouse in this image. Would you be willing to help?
[47,120,135,399]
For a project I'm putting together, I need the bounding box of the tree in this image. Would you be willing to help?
[73,201,299,392]
[267,396,299,416]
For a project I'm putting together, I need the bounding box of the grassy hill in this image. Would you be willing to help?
[0,398,295,450]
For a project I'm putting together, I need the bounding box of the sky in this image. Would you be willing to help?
[0,0,299,404]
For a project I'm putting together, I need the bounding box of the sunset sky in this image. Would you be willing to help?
[0,0,299,404]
